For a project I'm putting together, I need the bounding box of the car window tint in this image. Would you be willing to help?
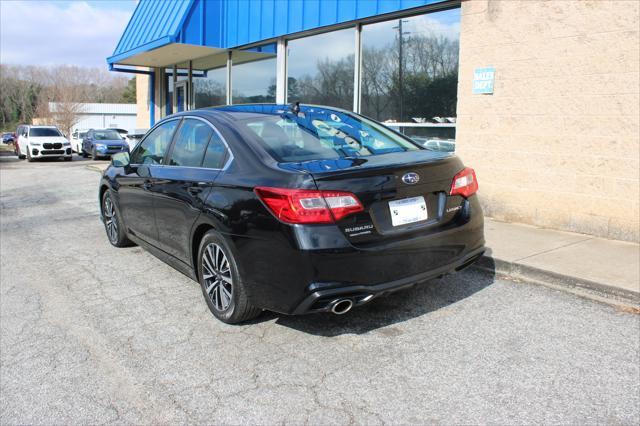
[167,119,213,167]
[130,120,179,165]
[202,130,228,169]
[29,128,62,137]
[241,108,420,163]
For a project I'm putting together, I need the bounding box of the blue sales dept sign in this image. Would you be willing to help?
[473,67,495,94]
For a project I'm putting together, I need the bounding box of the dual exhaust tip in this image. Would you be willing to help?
[330,298,354,315]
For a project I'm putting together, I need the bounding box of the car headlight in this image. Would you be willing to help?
[95,143,106,149]
[63,142,70,146]
[30,142,41,146]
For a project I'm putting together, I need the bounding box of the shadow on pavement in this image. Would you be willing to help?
[254,259,496,336]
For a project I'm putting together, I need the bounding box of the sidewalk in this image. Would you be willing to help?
[480,218,640,305]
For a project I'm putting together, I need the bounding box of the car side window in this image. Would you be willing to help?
[202,129,229,169]
[167,119,213,167]
[130,120,179,165]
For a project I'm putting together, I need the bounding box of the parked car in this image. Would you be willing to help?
[15,125,72,162]
[70,129,88,154]
[107,128,128,140]
[124,129,147,151]
[82,129,129,160]
[99,104,484,324]
[2,132,15,144]
[421,138,456,153]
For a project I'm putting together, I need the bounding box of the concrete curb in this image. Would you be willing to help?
[475,255,640,307]
[85,164,107,173]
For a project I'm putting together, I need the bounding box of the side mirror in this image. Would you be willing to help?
[111,152,130,168]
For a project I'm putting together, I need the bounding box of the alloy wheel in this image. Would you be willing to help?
[202,243,233,311]
[103,194,118,243]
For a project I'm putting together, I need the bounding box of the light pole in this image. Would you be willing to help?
[393,19,410,122]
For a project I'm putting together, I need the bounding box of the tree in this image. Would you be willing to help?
[0,64,134,132]
[121,77,136,103]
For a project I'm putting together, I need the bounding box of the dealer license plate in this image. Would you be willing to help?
[389,196,428,227]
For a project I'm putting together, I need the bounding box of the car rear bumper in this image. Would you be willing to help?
[291,246,485,314]
[234,196,485,315]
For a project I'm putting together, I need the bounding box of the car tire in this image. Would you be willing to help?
[26,150,34,162]
[102,190,133,248]
[81,149,88,158]
[197,230,261,324]
[92,148,99,161]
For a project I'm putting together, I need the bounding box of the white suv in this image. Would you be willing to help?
[16,125,73,162]
[70,129,88,154]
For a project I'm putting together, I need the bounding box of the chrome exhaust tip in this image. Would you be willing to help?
[330,298,354,315]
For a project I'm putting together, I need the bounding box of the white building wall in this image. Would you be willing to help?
[48,102,138,133]
[72,113,137,132]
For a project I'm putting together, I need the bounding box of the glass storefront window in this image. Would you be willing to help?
[193,67,226,109]
[360,8,460,127]
[287,28,355,110]
[232,44,277,104]
[165,68,188,116]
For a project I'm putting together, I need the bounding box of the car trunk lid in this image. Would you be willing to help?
[281,151,468,247]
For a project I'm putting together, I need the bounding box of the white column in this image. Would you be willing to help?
[226,51,232,105]
[353,24,362,113]
[276,37,287,104]
[188,60,193,110]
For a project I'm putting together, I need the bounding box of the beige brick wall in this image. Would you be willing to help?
[135,74,150,129]
[456,0,640,241]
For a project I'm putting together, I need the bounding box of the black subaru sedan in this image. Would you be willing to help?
[99,104,484,323]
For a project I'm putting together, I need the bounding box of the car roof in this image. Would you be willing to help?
[166,103,349,122]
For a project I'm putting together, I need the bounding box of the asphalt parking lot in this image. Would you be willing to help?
[1,155,639,424]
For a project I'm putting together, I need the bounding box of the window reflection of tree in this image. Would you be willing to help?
[193,78,225,108]
[362,33,460,122]
[285,31,458,122]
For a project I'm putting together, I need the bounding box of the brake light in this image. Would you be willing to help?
[254,187,364,224]
[450,167,478,198]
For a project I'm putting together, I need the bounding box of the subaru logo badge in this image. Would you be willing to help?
[402,172,420,185]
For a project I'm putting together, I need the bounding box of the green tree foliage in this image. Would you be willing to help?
[120,77,137,103]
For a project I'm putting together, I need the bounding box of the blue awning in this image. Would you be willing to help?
[108,0,451,67]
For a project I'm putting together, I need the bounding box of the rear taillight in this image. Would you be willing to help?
[254,187,364,224]
[450,167,478,198]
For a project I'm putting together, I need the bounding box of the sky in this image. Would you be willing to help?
[0,0,459,79]
[0,0,138,68]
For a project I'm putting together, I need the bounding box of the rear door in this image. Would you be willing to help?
[151,117,228,263]
[115,119,180,244]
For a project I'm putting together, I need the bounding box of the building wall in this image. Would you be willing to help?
[73,114,137,132]
[135,74,150,129]
[456,0,640,241]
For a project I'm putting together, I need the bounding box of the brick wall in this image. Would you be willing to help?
[135,74,150,129]
[456,0,640,241]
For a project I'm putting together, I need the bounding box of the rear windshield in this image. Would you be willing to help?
[93,130,122,140]
[29,128,61,137]
[240,108,421,163]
